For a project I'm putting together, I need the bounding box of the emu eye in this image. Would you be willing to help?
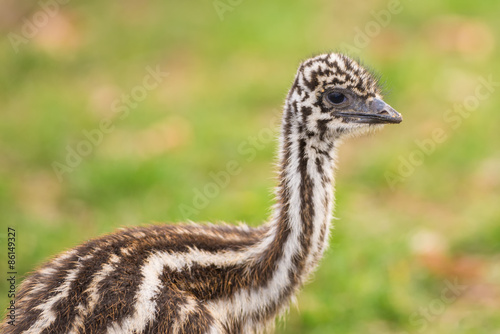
[326,92,347,105]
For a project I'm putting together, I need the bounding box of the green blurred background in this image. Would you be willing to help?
[1,0,499,332]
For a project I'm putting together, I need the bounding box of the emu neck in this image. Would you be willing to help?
[207,99,339,331]
[272,102,336,281]
[248,99,338,300]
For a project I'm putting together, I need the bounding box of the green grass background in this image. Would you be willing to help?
[1,0,500,332]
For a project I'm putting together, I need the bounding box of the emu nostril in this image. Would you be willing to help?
[370,98,402,123]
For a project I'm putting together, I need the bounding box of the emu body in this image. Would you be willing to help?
[1,53,402,334]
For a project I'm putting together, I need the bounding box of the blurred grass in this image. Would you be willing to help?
[1,0,500,332]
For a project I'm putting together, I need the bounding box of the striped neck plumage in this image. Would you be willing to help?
[250,92,338,293]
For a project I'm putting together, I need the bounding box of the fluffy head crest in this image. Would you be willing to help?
[295,53,382,98]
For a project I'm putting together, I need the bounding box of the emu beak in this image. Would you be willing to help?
[367,98,402,124]
[338,98,402,124]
